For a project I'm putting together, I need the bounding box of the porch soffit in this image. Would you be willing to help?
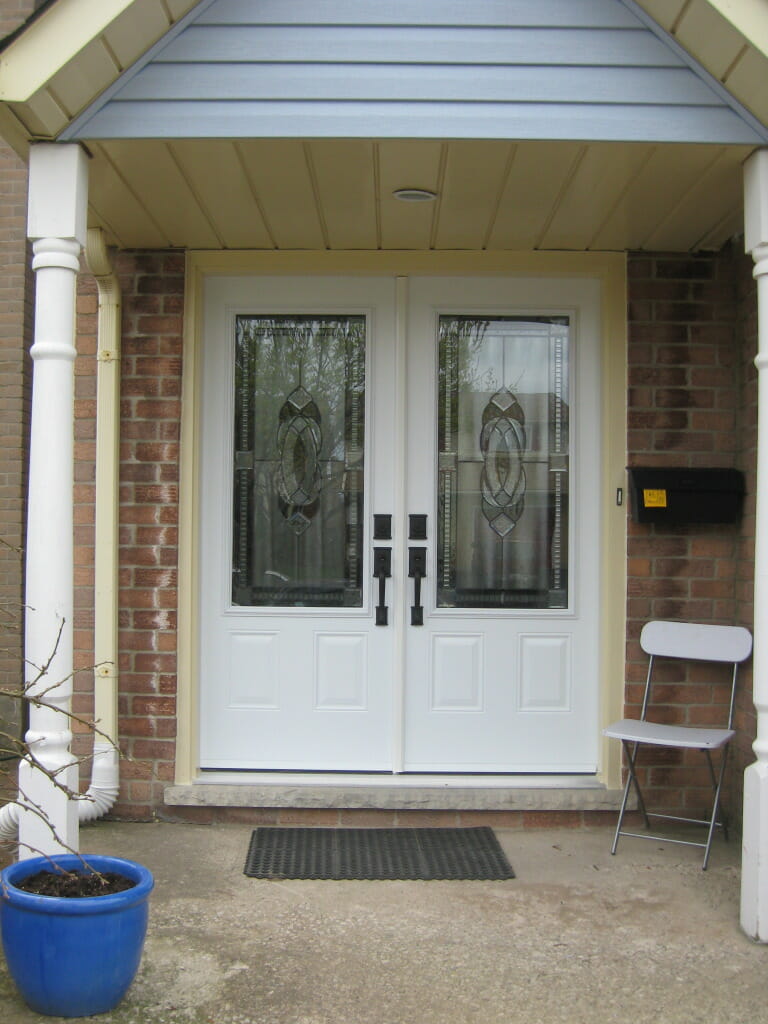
[80,137,752,253]
[0,0,766,253]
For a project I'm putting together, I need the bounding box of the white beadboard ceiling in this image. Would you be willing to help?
[85,137,752,253]
[0,0,766,253]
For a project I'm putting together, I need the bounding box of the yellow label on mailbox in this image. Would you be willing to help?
[643,488,667,508]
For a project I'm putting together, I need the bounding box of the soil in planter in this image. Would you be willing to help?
[16,870,136,898]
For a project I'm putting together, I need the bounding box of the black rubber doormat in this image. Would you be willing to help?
[244,826,514,880]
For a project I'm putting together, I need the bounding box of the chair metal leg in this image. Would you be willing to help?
[626,742,650,827]
[702,747,729,871]
[611,773,632,855]
[611,741,648,855]
[703,748,729,840]
[610,740,734,869]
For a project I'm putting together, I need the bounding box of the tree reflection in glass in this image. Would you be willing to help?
[232,315,365,608]
[437,315,569,610]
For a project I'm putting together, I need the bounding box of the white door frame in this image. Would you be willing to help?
[176,250,627,789]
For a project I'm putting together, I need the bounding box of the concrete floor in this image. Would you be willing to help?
[1,821,766,1024]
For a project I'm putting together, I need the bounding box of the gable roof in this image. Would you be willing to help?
[50,0,766,146]
[1,0,767,152]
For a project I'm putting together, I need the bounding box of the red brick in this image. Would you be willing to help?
[395,810,460,827]
[119,717,156,737]
[521,811,582,829]
[130,739,176,761]
[338,809,397,827]
[217,807,281,826]
[131,696,176,716]
[280,809,343,827]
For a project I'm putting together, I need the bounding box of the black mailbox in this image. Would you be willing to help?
[628,467,745,524]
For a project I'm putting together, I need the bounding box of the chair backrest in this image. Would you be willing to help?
[640,620,752,664]
[638,620,752,725]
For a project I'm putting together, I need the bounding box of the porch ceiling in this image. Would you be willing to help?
[86,137,752,253]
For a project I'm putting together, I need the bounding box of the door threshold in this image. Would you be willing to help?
[194,771,604,788]
[165,773,625,812]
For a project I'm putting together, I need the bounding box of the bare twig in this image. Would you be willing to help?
[0,609,124,872]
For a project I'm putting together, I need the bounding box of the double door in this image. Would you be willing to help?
[199,274,601,773]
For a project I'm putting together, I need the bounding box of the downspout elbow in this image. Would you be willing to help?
[0,801,20,841]
[0,742,119,839]
[0,724,120,846]
[79,743,120,822]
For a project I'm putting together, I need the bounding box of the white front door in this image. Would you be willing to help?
[199,274,601,773]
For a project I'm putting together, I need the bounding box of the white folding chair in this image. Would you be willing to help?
[604,620,752,869]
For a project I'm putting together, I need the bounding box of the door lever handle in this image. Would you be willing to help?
[373,547,392,626]
[408,547,427,626]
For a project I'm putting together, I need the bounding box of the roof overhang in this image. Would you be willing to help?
[0,0,201,154]
[0,0,766,253]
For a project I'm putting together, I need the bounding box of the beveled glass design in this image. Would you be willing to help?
[276,385,323,535]
[437,315,569,610]
[480,385,527,537]
[232,315,365,607]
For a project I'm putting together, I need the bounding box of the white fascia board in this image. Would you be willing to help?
[622,0,768,141]
[705,0,768,59]
[0,0,201,103]
[0,0,136,101]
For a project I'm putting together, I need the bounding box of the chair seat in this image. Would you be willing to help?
[603,718,734,750]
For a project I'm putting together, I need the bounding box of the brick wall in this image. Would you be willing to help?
[116,252,184,816]
[626,248,755,826]
[0,0,36,753]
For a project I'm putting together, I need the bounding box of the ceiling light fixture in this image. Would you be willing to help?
[392,188,438,202]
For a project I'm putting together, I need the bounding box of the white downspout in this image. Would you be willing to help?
[0,223,121,843]
[80,227,121,822]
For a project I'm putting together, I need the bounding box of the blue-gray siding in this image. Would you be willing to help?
[62,0,767,144]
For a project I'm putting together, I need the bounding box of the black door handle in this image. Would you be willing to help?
[408,547,426,626]
[409,514,427,540]
[373,547,392,626]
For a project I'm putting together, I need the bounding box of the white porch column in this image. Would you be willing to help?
[742,147,768,939]
[18,144,89,858]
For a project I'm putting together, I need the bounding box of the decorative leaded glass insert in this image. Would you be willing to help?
[232,315,365,607]
[437,315,569,610]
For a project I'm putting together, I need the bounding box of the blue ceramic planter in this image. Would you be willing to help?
[0,854,153,1017]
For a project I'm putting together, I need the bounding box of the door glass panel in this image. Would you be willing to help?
[437,315,569,609]
[232,314,366,607]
